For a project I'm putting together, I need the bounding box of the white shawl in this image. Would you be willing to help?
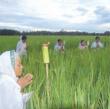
[0,50,31,109]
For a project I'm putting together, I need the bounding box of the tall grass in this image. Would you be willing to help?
[0,35,110,109]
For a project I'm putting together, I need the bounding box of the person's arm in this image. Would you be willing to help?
[23,42,27,50]
[99,42,104,48]
[61,45,64,51]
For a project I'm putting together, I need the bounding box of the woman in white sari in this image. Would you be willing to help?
[0,50,33,109]
[16,35,27,56]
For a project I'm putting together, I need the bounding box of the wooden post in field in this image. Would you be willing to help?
[42,43,50,104]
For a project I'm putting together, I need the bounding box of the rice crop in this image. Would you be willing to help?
[0,35,110,109]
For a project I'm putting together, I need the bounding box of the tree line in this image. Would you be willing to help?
[0,29,110,36]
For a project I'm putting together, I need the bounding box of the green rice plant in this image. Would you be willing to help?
[0,35,110,109]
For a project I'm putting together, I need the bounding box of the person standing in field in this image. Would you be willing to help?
[0,50,33,109]
[91,36,104,48]
[79,40,88,49]
[16,34,27,56]
[54,39,65,53]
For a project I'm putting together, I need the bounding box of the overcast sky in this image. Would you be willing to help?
[0,0,110,32]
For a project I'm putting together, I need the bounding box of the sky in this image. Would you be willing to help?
[0,0,110,32]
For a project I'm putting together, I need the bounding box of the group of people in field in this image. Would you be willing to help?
[15,34,104,57]
[79,36,104,49]
[15,34,65,56]
[0,34,105,109]
[54,36,104,52]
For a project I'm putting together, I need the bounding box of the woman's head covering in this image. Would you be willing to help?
[0,50,19,81]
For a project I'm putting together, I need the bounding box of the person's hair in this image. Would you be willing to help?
[22,35,27,41]
[95,36,100,40]
[81,40,84,43]
[58,39,62,42]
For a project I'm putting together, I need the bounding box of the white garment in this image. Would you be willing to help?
[91,41,104,48]
[16,40,27,56]
[0,51,31,109]
[19,35,22,40]
[0,75,23,109]
[54,43,64,52]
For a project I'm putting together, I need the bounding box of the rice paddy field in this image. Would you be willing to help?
[0,35,110,109]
